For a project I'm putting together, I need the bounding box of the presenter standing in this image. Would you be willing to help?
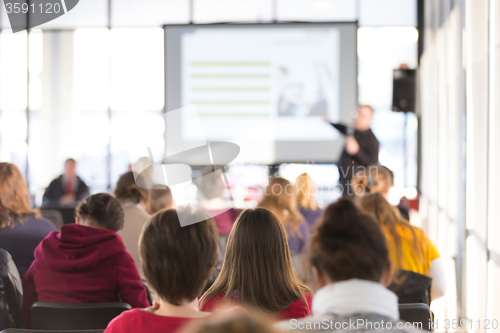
[323,105,379,196]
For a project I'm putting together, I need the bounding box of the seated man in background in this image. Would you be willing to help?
[42,158,90,207]
[105,207,226,333]
[22,193,149,328]
[277,199,416,333]
[147,185,174,214]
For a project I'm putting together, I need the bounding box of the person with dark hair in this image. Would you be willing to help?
[200,208,312,320]
[22,193,149,328]
[323,105,379,196]
[276,199,419,332]
[42,158,90,207]
[147,185,174,214]
[0,163,56,278]
[0,249,23,330]
[105,207,227,333]
[115,171,151,278]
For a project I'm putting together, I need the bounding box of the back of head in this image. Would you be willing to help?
[148,186,174,214]
[188,313,279,333]
[201,208,309,313]
[196,166,226,200]
[76,193,124,231]
[114,171,147,203]
[140,207,218,305]
[295,173,318,210]
[0,162,37,229]
[311,198,389,283]
[351,164,394,198]
[258,177,303,229]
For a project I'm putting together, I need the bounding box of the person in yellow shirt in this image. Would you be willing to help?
[360,193,445,300]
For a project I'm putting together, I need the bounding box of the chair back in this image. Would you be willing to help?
[31,302,131,330]
[0,328,104,333]
[399,303,433,331]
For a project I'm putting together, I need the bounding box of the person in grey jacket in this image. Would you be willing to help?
[276,199,423,333]
[0,249,23,330]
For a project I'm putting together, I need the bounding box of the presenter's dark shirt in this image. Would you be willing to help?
[41,175,90,207]
[330,123,379,182]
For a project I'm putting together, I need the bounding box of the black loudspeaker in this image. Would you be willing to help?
[392,69,416,112]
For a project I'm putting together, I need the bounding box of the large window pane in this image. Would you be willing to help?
[110,28,164,111]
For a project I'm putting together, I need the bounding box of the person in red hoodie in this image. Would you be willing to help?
[22,193,149,328]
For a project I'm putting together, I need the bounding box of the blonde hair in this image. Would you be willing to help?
[351,164,393,198]
[295,173,318,211]
[257,177,304,235]
[0,163,40,229]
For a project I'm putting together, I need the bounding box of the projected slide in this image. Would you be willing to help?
[180,28,340,141]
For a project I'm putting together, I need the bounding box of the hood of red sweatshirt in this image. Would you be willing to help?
[34,224,126,272]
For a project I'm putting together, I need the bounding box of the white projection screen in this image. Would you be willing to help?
[165,23,358,164]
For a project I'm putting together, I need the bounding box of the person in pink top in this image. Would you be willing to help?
[105,207,224,333]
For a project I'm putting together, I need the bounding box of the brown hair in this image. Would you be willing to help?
[0,163,40,230]
[188,312,279,333]
[311,198,389,282]
[76,193,124,232]
[140,208,218,305]
[359,193,423,269]
[258,177,304,236]
[148,186,173,214]
[351,164,393,198]
[114,171,147,203]
[295,173,318,210]
[200,208,311,314]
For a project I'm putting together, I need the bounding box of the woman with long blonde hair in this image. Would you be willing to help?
[295,173,322,233]
[258,177,308,255]
[360,193,445,300]
[0,163,56,277]
[199,208,312,320]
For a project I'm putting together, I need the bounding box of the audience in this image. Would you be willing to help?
[360,193,445,300]
[199,208,312,320]
[258,177,309,278]
[115,171,151,278]
[276,199,413,332]
[295,173,322,233]
[147,185,174,214]
[42,158,90,207]
[351,164,409,220]
[0,249,22,330]
[105,207,222,333]
[22,193,149,328]
[0,162,56,278]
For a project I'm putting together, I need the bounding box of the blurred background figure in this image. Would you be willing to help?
[258,177,309,279]
[147,186,174,214]
[295,173,322,234]
[323,105,379,196]
[42,158,90,208]
[351,164,409,221]
[196,166,241,267]
[114,171,151,278]
[0,163,56,278]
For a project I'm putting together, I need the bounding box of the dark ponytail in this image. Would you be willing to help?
[76,193,124,231]
[310,198,389,283]
[114,171,147,203]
